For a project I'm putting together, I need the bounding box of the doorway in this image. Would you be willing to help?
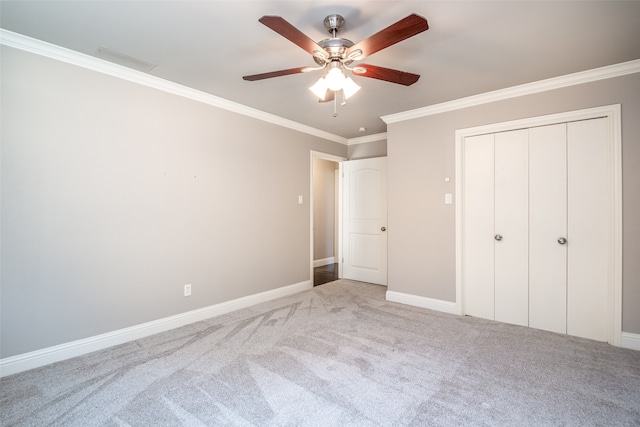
[311,151,345,286]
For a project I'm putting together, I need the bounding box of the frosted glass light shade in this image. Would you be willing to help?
[325,67,346,91]
[343,77,361,99]
[309,78,329,99]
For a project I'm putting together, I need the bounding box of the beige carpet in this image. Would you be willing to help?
[1,280,639,426]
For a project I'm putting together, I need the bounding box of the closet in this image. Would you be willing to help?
[462,117,609,342]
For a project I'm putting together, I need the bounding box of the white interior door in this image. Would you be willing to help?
[494,129,529,326]
[567,118,609,342]
[529,123,568,334]
[462,134,495,319]
[342,157,387,285]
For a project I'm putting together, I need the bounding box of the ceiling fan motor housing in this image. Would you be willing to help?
[314,37,355,65]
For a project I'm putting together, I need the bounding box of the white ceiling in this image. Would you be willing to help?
[2,1,639,139]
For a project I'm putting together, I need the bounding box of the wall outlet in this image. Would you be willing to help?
[184,284,192,297]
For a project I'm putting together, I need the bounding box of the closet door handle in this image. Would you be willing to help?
[494,234,503,241]
[558,237,567,245]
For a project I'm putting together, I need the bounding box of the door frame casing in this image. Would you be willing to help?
[454,104,622,346]
[310,151,346,285]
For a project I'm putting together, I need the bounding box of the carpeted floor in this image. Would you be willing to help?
[1,280,639,426]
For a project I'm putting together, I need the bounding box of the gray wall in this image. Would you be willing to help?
[348,139,387,160]
[312,158,337,261]
[0,46,347,358]
[387,72,640,333]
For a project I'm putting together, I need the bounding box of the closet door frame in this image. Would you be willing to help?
[455,104,622,346]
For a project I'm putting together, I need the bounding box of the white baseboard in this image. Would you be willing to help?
[621,332,640,351]
[386,290,458,315]
[313,257,335,268]
[387,292,639,351]
[0,280,312,377]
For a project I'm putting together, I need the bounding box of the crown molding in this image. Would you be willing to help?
[347,132,387,145]
[382,59,640,124]
[0,29,348,145]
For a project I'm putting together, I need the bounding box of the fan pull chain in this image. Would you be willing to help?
[333,93,338,117]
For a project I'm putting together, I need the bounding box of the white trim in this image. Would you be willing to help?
[382,60,640,124]
[455,104,623,346]
[386,291,458,315]
[0,280,311,377]
[313,257,335,268]
[347,133,388,145]
[621,332,640,351]
[0,29,347,145]
[5,30,638,145]
[338,162,344,280]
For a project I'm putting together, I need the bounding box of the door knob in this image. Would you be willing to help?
[495,234,503,241]
[558,237,567,245]
[381,227,386,232]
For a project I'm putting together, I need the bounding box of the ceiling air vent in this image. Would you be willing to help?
[95,45,157,72]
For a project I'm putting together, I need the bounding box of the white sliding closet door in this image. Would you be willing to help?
[494,130,529,326]
[529,123,568,334]
[567,118,609,342]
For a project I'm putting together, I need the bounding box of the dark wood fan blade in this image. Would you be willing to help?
[243,66,310,81]
[352,64,420,86]
[259,16,327,60]
[345,14,428,60]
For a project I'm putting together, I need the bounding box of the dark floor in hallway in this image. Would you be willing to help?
[314,263,339,286]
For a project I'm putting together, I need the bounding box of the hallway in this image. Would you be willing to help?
[313,263,338,286]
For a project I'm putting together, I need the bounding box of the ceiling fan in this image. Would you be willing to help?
[243,13,429,106]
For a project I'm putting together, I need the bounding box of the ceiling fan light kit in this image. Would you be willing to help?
[243,13,429,116]
[309,74,360,102]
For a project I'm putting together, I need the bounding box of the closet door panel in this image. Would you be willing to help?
[529,124,567,334]
[463,134,495,320]
[494,130,529,326]
[567,118,609,342]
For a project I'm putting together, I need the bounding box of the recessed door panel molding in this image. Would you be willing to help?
[350,169,380,221]
[342,157,388,285]
[529,123,568,334]
[350,234,380,270]
[462,134,495,320]
[455,104,621,346]
[494,129,529,326]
